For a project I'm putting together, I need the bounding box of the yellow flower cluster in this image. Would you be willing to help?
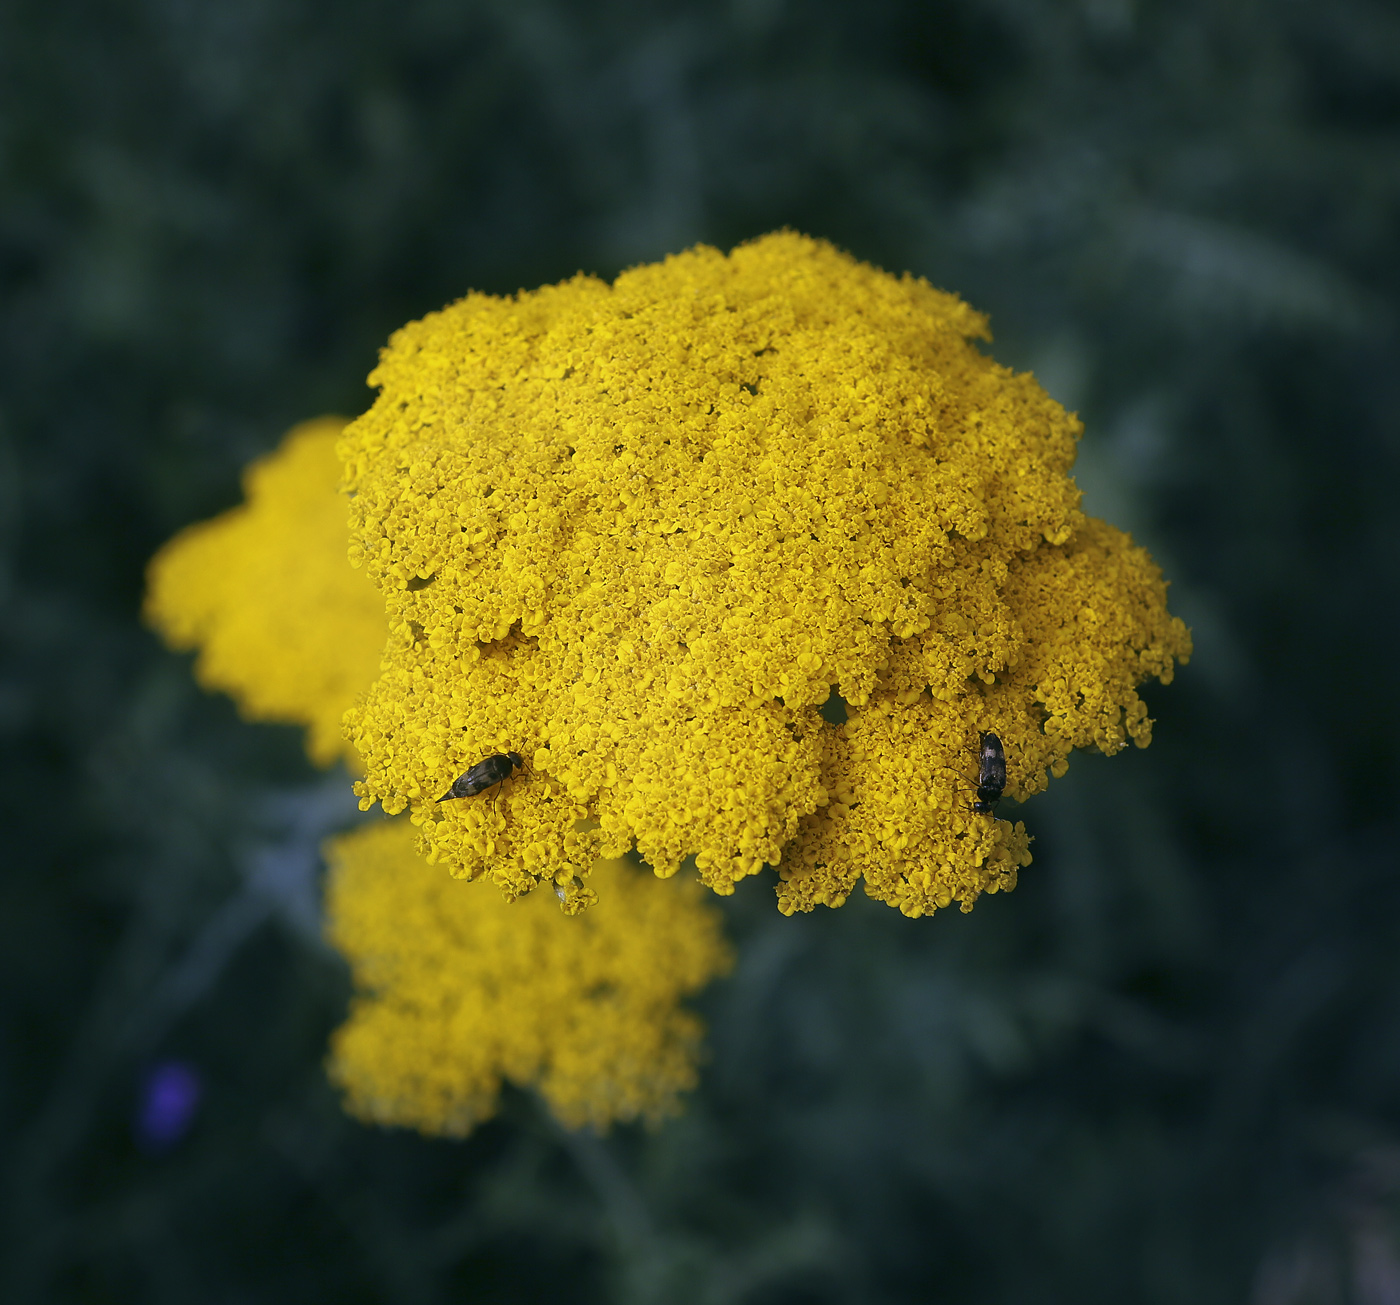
[326,820,731,1134]
[144,418,384,767]
[145,416,733,1134]
[341,231,1191,918]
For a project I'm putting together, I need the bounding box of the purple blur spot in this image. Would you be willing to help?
[136,1061,202,1151]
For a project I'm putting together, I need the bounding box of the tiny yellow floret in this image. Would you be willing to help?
[341,232,1191,917]
[325,819,732,1135]
[145,418,385,767]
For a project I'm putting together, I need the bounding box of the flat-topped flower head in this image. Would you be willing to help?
[326,821,731,1135]
[342,231,1191,917]
[145,418,384,768]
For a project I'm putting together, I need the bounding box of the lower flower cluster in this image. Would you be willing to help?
[327,822,731,1134]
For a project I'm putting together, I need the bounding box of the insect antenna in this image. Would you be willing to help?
[932,763,995,816]
[933,762,974,789]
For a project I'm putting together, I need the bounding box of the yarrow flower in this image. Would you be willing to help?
[326,821,730,1134]
[341,231,1191,918]
[145,418,733,1134]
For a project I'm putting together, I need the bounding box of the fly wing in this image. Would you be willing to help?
[439,754,511,801]
[978,733,1007,793]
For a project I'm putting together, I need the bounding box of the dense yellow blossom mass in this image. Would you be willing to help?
[144,418,384,767]
[326,819,731,1134]
[341,231,1191,918]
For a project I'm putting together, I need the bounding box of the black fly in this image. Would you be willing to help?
[970,731,1007,815]
[940,732,1007,816]
[437,751,527,803]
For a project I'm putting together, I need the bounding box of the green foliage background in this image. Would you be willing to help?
[2,1,1398,1301]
